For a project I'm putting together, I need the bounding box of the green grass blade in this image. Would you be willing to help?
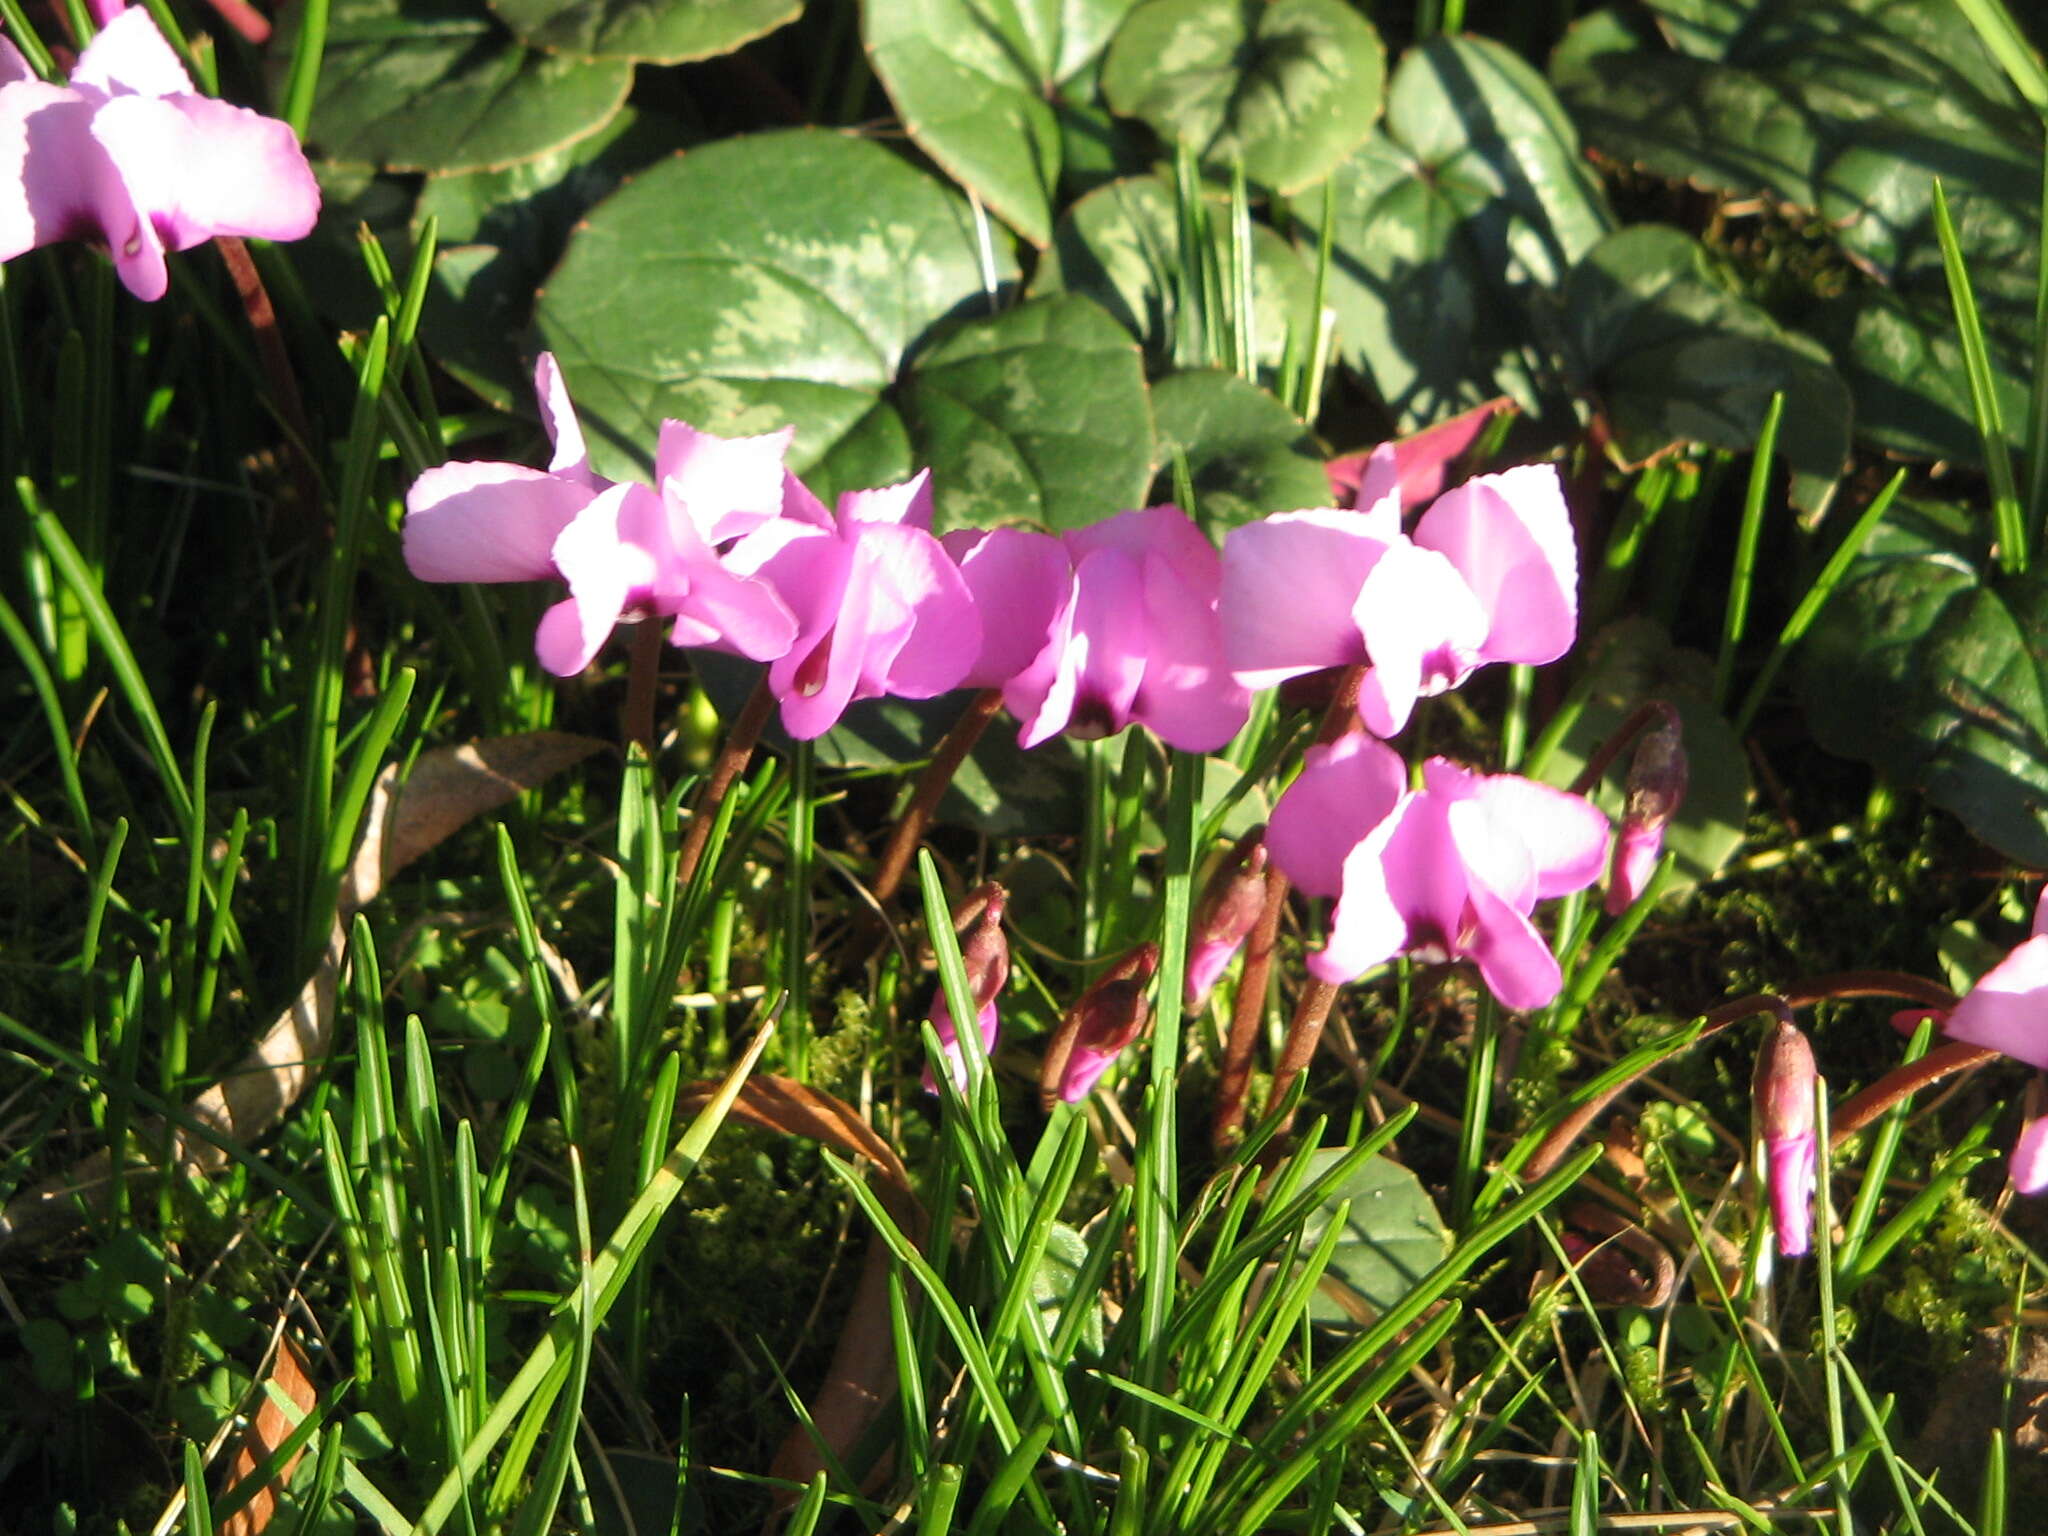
[1933,177,2028,573]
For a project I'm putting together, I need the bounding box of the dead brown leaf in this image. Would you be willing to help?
[220,1331,317,1536]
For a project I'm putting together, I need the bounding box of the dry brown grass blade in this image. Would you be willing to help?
[0,731,604,1246]
[219,1330,317,1536]
[675,1076,923,1504]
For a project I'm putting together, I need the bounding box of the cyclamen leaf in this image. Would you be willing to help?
[294,0,631,174]
[865,0,1143,248]
[1101,0,1386,193]
[1147,370,1327,533]
[487,0,797,63]
[1296,1148,1450,1328]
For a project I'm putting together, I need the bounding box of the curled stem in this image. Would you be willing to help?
[870,687,1003,907]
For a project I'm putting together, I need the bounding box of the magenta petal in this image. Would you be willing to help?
[541,483,657,674]
[1058,1039,1123,1103]
[0,85,144,269]
[942,527,1069,689]
[2032,887,2048,939]
[1059,545,1150,736]
[404,462,590,583]
[2013,1103,2048,1195]
[1185,935,1243,1008]
[1308,826,1410,985]
[848,522,980,700]
[656,418,793,544]
[1130,540,1248,752]
[0,40,34,86]
[72,8,194,96]
[91,93,317,251]
[1221,509,1385,688]
[533,353,595,485]
[1458,874,1565,1011]
[1267,732,1408,898]
[1944,935,2048,1068]
[1766,1133,1817,1256]
[1413,466,1578,667]
[1466,772,1611,899]
[1353,542,1486,737]
[925,998,1000,1094]
[839,470,934,530]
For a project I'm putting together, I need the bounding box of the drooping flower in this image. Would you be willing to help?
[1605,703,1688,914]
[1221,464,1578,737]
[987,505,1250,753]
[1753,1019,1820,1258]
[737,470,981,740]
[1039,944,1157,1107]
[1939,889,2048,1069]
[1266,732,1609,1011]
[939,525,1072,691]
[0,7,319,299]
[1186,830,1268,1009]
[925,885,1009,1092]
[404,354,799,675]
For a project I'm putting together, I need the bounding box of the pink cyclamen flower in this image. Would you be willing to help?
[404,354,799,675]
[926,886,1009,1092]
[738,470,980,741]
[1222,464,1578,737]
[1267,732,1609,1011]
[975,505,1249,753]
[1753,1020,1820,1257]
[2012,1079,2048,1196]
[0,8,319,299]
[1940,889,2048,1068]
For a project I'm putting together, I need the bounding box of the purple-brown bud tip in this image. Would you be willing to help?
[1753,1020,1820,1257]
[1605,705,1687,915]
[1041,944,1158,1109]
[925,882,1010,1093]
[1187,830,1269,1008]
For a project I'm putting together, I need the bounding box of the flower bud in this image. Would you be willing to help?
[1605,703,1687,914]
[1186,830,1269,1009]
[1040,944,1158,1109]
[2012,1078,2048,1196]
[1753,1019,1820,1257]
[925,883,1009,1092]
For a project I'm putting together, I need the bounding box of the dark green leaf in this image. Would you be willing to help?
[1036,174,1317,370]
[294,0,632,173]
[1301,35,1613,428]
[1563,225,1852,487]
[487,0,796,63]
[1147,370,1327,532]
[900,294,1155,533]
[866,0,1142,247]
[1101,0,1385,193]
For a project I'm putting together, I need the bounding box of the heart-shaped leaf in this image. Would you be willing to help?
[1562,225,1852,489]
[1035,174,1317,371]
[1296,1148,1449,1327]
[533,130,1019,495]
[899,294,1155,533]
[293,0,632,173]
[488,0,796,62]
[1101,0,1385,193]
[1798,498,2048,865]
[866,0,1142,247]
[1148,370,1327,532]
[1299,35,1613,429]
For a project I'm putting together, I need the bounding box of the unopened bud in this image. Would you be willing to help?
[1753,1020,1820,1257]
[1605,703,1687,914]
[1040,944,1158,1110]
[926,883,1009,1093]
[1187,830,1269,1009]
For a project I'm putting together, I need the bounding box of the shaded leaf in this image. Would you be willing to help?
[866,0,1142,247]
[1562,224,1852,490]
[1147,369,1327,532]
[1101,0,1385,193]
[533,130,1017,494]
[292,0,632,174]
[488,0,797,62]
[1301,35,1613,428]
[1296,1148,1450,1327]
[900,293,1156,532]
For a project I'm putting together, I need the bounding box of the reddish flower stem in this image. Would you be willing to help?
[623,619,662,757]
[1828,1040,1999,1146]
[1569,698,1677,797]
[215,236,322,539]
[1210,863,1290,1151]
[870,688,1004,907]
[675,677,775,890]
